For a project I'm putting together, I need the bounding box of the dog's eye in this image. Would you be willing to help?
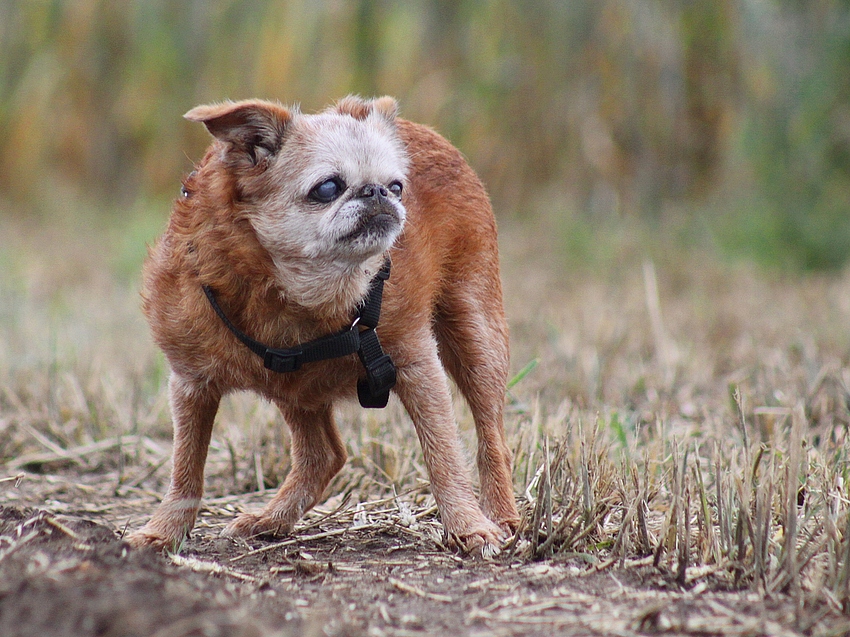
[309,178,346,203]
[388,181,403,198]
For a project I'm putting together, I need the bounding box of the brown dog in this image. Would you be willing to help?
[127,96,519,555]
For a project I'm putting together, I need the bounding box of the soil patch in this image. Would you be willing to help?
[0,477,831,637]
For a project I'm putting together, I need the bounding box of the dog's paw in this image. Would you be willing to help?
[447,518,507,558]
[124,526,185,553]
[480,500,521,536]
[221,512,293,540]
[495,516,521,535]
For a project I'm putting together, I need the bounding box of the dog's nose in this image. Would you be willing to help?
[358,184,389,199]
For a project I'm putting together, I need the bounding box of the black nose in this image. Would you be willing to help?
[358,184,389,199]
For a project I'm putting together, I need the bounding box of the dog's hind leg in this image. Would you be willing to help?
[222,402,346,539]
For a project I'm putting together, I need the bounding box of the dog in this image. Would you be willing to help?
[126,96,519,555]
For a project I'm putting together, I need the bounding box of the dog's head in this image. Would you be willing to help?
[186,96,408,271]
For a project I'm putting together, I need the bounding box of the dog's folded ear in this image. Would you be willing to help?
[185,100,292,164]
[332,95,399,125]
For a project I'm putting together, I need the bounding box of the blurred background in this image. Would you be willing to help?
[1,0,849,271]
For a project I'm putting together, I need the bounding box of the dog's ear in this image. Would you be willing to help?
[333,95,399,125]
[185,100,292,164]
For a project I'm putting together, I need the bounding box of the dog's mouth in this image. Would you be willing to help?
[338,209,401,244]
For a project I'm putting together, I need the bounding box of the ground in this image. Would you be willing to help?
[0,490,816,637]
[2,220,850,636]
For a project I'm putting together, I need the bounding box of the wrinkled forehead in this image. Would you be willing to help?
[284,113,408,191]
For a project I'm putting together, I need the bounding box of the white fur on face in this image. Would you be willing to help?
[248,109,409,308]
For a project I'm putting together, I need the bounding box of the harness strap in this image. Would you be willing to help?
[356,328,396,408]
[202,257,396,408]
[357,258,390,329]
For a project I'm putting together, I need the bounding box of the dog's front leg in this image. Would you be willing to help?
[127,373,220,551]
[394,338,505,555]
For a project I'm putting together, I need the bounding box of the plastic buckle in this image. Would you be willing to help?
[364,354,397,394]
[263,349,302,373]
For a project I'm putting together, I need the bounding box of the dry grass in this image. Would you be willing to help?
[3,214,850,633]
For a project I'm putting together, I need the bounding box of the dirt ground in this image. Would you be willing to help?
[4,221,850,635]
[0,471,828,637]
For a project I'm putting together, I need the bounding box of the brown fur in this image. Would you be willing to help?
[127,97,519,554]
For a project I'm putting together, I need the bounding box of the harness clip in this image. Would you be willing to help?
[264,349,302,373]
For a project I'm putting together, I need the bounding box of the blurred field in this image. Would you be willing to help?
[3,1,850,635]
[2,0,850,268]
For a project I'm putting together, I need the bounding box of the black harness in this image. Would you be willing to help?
[202,259,397,408]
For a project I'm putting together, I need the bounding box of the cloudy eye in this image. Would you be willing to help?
[388,181,403,198]
[309,177,346,203]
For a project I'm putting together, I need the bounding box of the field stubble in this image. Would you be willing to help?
[2,216,850,635]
